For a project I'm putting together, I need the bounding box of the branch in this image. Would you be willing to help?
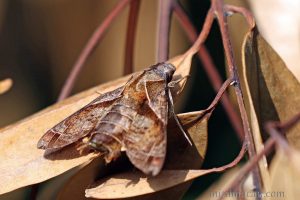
[265,111,300,153]
[216,138,276,200]
[58,0,131,101]
[225,5,255,29]
[211,0,263,194]
[218,112,300,198]
[205,77,233,113]
[173,2,244,141]
[124,0,141,75]
[156,0,173,62]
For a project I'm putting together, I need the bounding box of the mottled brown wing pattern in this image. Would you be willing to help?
[37,86,124,150]
[38,63,176,176]
[123,77,169,176]
[145,79,168,124]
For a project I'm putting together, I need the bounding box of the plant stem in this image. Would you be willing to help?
[124,0,141,75]
[219,112,300,198]
[58,0,131,101]
[205,77,233,113]
[216,138,275,200]
[225,5,255,28]
[279,111,300,131]
[211,0,263,195]
[173,2,244,141]
[156,0,173,62]
[265,112,300,154]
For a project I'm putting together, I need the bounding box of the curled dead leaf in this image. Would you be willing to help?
[243,28,300,148]
[85,169,216,199]
[241,27,300,190]
[0,78,13,95]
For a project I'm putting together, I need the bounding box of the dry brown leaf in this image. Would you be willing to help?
[57,157,106,200]
[35,167,82,200]
[243,28,300,148]
[269,148,300,200]
[85,169,216,199]
[0,48,198,195]
[241,28,300,190]
[0,78,13,95]
[84,111,211,199]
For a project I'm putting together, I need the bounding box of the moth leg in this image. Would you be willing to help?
[76,137,90,155]
[167,88,193,146]
[168,75,190,88]
[88,132,122,163]
[168,75,190,95]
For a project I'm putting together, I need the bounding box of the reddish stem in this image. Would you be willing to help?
[265,112,300,154]
[211,0,263,193]
[156,0,173,62]
[205,77,233,113]
[216,137,276,200]
[173,2,244,141]
[279,111,300,132]
[219,112,300,198]
[124,0,141,75]
[225,5,255,28]
[58,0,131,101]
[210,140,246,172]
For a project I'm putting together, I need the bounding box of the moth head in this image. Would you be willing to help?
[152,63,176,82]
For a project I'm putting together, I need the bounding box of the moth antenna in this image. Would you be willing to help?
[167,88,193,146]
[168,75,190,95]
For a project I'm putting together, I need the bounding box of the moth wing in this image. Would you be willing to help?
[37,86,124,150]
[124,80,168,176]
[145,79,168,124]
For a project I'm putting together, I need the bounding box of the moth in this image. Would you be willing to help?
[37,63,190,176]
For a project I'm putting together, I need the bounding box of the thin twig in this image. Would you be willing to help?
[216,138,276,200]
[124,0,141,75]
[279,111,300,131]
[196,140,248,200]
[205,77,233,113]
[205,140,247,173]
[224,5,255,29]
[265,112,300,153]
[218,112,300,198]
[58,0,131,101]
[157,0,173,62]
[173,2,244,141]
[186,8,214,55]
[211,0,263,195]
[265,122,290,152]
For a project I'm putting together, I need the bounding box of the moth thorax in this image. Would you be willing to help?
[156,63,176,82]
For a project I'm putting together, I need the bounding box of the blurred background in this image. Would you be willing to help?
[0,0,249,199]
